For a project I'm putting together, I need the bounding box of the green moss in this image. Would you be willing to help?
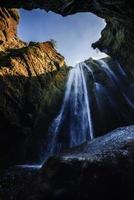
[41,66,69,117]
[29,41,40,47]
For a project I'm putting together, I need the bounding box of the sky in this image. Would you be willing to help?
[18,9,107,66]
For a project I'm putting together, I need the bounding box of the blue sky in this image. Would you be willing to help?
[18,9,106,66]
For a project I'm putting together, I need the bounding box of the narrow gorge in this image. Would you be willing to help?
[0,1,134,200]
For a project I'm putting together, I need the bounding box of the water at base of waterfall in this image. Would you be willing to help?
[16,164,42,169]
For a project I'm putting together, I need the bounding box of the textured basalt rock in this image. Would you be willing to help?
[0,8,68,167]
[0,0,133,74]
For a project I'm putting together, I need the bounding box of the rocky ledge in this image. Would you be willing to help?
[0,125,134,200]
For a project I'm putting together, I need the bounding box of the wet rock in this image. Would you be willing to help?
[0,166,39,200]
[19,125,134,200]
[84,57,134,137]
[1,125,134,200]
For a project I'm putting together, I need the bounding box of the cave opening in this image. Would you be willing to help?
[17,9,134,166]
[18,9,107,66]
[1,3,134,199]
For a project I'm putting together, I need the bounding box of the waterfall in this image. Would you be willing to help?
[97,59,134,109]
[45,62,93,159]
[44,59,134,161]
[20,58,134,168]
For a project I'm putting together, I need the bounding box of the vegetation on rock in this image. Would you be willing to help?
[0,8,69,168]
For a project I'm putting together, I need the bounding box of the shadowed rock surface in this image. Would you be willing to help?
[0,125,134,200]
[0,8,68,168]
[21,126,134,200]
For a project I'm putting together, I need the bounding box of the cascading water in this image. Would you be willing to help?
[45,62,93,159]
[97,59,134,109]
[93,59,134,134]
[20,58,134,168]
[43,58,134,162]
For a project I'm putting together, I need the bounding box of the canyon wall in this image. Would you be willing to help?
[0,8,68,167]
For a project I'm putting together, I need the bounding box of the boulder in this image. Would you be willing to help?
[24,126,134,200]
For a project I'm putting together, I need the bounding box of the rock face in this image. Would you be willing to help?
[84,57,134,137]
[0,8,25,51]
[1,125,134,200]
[1,0,134,75]
[0,8,68,167]
[22,126,134,200]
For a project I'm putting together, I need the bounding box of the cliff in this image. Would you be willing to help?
[1,0,133,74]
[0,8,68,167]
[0,8,25,51]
